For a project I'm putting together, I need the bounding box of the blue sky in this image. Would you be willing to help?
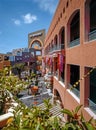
[0,0,58,53]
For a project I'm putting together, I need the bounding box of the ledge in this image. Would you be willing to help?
[0,102,18,128]
[84,107,96,119]
[67,89,80,103]
[0,112,13,122]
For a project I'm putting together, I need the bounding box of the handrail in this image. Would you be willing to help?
[88,98,96,114]
[89,30,96,41]
[69,38,80,47]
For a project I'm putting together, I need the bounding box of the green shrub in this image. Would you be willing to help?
[2,100,96,130]
[61,105,96,130]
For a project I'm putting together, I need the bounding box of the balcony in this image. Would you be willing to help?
[68,38,80,48]
[89,30,96,41]
[49,44,65,53]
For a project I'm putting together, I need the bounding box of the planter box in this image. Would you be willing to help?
[0,112,13,128]
[0,102,18,128]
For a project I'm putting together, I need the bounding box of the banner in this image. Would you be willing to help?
[58,54,64,72]
[49,57,53,66]
[60,54,64,72]
[46,57,49,63]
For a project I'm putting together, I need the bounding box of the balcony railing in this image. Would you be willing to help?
[45,43,65,55]
[88,98,96,114]
[68,83,80,98]
[49,44,65,53]
[89,30,96,41]
[69,38,80,48]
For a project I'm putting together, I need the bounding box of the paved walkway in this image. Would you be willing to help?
[18,77,52,107]
[20,92,51,107]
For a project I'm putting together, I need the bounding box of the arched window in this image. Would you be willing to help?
[67,10,80,47]
[59,27,65,49]
[70,12,80,41]
[54,35,58,50]
[55,35,58,45]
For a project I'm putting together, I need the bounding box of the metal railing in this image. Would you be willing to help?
[89,30,96,41]
[69,38,80,47]
[45,43,65,55]
[88,98,96,114]
[49,44,65,53]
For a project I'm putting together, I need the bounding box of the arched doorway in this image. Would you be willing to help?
[54,89,63,108]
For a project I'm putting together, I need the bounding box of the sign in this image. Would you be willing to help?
[30,32,42,38]
[58,54,64,72]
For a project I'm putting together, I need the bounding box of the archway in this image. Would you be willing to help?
[54,89,64,108]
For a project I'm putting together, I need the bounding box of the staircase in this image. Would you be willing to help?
[38,99,66,123]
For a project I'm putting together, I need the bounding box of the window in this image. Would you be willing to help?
[70,65,80,97]
[63,7,65,13]
[60,13,62,18]
[90,68,96,104]
[66,1,69,8]
[70,12,80,41]
[31,52,34,56]
[36,51,41,56]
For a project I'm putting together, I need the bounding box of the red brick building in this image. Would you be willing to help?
[44,0,96,120]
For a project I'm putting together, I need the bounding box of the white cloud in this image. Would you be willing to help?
[33,0,58,14]
[22,13,37,24]
[12,19,21,25]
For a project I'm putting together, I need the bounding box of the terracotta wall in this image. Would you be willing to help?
[44,0,96,120]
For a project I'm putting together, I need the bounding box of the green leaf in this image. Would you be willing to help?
[61,109,73,117]
[15,114,21,125]
[36,123,44,130]
[75,105,82,113]
[36,123,40,130]
[85,122,95,130]
[23,120,29,127]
